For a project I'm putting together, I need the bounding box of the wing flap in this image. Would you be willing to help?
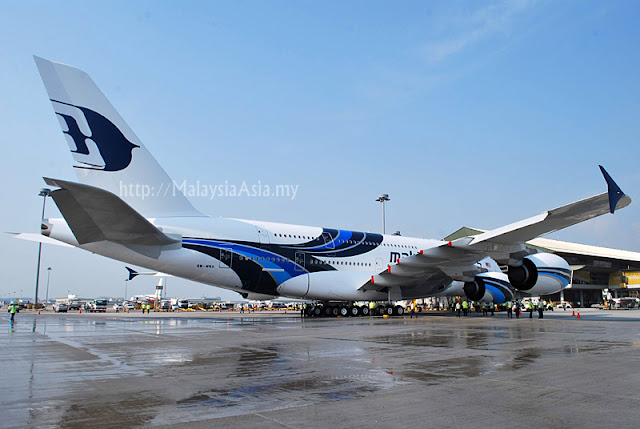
[44,178,179,246]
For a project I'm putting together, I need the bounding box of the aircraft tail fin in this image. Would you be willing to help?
[34,56,202,218]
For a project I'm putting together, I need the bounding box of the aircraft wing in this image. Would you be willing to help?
[365,166,631,291]
[44,178,179,246]
[469,166,630,246]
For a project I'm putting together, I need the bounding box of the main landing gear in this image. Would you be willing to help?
[304,303,405,317]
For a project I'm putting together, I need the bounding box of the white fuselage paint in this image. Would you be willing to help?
[43,215,454,301]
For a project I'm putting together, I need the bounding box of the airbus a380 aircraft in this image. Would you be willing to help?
[23,57,632,316]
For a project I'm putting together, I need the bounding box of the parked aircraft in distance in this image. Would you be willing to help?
[20,57,634,316]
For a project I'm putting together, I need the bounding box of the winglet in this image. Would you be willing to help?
[599,165,625,213]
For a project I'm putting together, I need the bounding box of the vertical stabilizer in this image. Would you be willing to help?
[34,56,202,218]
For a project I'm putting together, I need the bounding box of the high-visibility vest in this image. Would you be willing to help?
[462,301,468,309]
[10,305,17,314]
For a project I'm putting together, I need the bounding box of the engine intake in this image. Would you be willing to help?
[508,258,537,291]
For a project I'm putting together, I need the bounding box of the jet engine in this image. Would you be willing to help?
[508,253,571,296]
[463,278,486,301]
[443,271,514,304]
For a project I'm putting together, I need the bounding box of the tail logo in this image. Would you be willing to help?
[52,99,139,172]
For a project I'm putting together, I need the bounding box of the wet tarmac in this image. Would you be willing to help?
[1,309,639,428]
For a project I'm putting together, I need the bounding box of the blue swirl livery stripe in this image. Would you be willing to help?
[302,229,353,251]
[183,238,306,285]
[484,284,506,304]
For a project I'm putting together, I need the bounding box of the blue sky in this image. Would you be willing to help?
[1,0,639,300]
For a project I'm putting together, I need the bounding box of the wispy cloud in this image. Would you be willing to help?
[420,0,538,63]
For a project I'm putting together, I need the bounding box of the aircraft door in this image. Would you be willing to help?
[322,232,335,257]
[219,248,233,268]
[257,228,270,245]
[294,252,305,272]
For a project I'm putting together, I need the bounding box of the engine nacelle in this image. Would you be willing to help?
[475,272,514,304]
[508,253,571,296]
[443,272,514,304]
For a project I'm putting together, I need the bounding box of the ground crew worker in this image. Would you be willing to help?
[462,300,469,316]
[506,301,513,319]
[9,303,17,322]
[528,301,534,318]
[538,300,544,319]
[515,300,521,318]
[369,301,376,315]
[301,304,305,318]
[455,301,461,317]
[489,301,495,316]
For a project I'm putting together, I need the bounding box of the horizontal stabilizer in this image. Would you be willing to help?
[44,178,180,246]
[9,232,74,248]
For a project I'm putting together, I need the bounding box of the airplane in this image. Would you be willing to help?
[20,56,634,317]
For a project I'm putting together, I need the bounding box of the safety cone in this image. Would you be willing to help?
[38,310,40,315]
[571,310,575,316]
[79,308,81,314]
[577,311,581,319]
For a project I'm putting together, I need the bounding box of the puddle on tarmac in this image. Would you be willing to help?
[58,394,164,429]
[173,375,385,420]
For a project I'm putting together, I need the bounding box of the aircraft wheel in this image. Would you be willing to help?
[360,306,370,316]
[350,306,359,317]
[330,306,339,317]
[386,306,394,316]
[377,306,386,316]
[394,305,404,316]
[324,306,333,317]
[339,306,349,317]
[312,307,322,317]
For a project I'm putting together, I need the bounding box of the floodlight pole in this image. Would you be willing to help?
[375,194,390,234]
[34,188,51,309]
[45,267,52,305]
